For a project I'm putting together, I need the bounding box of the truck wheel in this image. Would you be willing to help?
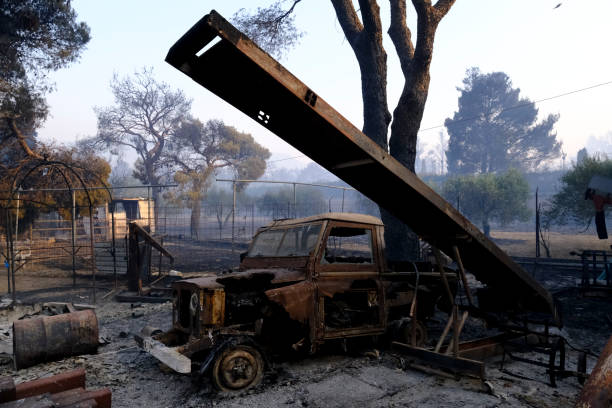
[211,345,264,392]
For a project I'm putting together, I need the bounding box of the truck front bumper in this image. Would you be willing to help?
[136,335,192,374]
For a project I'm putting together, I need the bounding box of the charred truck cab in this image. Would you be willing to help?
[137,213,454,391]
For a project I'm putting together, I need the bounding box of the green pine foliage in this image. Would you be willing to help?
[546,156,612,227]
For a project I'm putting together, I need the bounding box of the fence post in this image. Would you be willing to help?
[5,208,11,294]
[232,181,236,255]
[293,183,297,218]
[147,186,151,232]
[111,202,117,289]
[88,203,96,303]
[15,190,19,242]
[71,189,76,287]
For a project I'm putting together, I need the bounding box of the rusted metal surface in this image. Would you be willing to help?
[577,334,612,408]
[13,368,86,400]
[265,281,315,323]
[0,368,111,408]
[392,341,485,380]
[13,311,99,369]
[201,288,226,326]
[165,10,559,325]
[182,269,306,290]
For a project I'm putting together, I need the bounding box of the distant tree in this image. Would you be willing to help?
[93,68,191,207]
[163,119,270,239]
[257,187,326,218]
[442,169,530,236]
[445,68,561,174]
[546,156,612,227]
[576,147,589,164]
[107,157,140,190]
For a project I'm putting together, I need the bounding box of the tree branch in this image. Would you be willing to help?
[433,0,455,19]
[8,118,43,160]
[388,0,415,76]
[358,0,383,37]
[330,0,364,46]
[274,0,302,24]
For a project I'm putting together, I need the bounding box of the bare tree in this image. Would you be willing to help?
[93,68,191,208]
[233,0,456,261]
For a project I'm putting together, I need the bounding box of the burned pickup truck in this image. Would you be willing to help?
[137,213,455,391]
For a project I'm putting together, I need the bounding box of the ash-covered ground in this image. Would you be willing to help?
[0,263,609,408]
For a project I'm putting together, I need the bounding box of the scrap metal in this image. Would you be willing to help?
[13,310,99,369]
[0,368,111,408]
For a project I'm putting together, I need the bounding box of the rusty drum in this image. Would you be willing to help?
[13,310,99,369]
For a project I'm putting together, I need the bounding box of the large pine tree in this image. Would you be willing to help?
[445,68,561,175]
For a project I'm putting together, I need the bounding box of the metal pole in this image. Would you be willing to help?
[15,191,19,242]
[232,181,236,255]
[293,183,296,218]
[6,208,16,302]
[147,186,151,232]
[111,203,117,289]
[89,204,96,303]
[71,190,77,287]
[5,209,11,295]
[342,189,345,212]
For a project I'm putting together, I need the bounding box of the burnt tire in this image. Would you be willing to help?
[398,320,428,348]
[211,344,264,392]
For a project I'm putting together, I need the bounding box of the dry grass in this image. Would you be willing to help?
[491,230,610,258]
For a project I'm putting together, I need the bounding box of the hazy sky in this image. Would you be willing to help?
[39,0,612,169]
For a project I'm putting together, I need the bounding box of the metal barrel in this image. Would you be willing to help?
[13,310,99,369]
[576,334,612,408]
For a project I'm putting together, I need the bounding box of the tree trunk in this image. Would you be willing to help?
[482,211,491,237]
[483,219,490,237]
[191,201,201,240]
[331,0,454,262]
[144,161,161,230]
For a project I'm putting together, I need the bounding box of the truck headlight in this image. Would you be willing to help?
[189,292,199,314]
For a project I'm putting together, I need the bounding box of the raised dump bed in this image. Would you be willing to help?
[165,10,559,326]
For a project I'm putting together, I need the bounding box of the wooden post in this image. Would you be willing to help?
[71,190,77,287]
[231,181,236,255]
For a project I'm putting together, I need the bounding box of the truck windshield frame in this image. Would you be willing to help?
[247,223,323,258]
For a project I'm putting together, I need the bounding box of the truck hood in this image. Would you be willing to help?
[177,268,306,290]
